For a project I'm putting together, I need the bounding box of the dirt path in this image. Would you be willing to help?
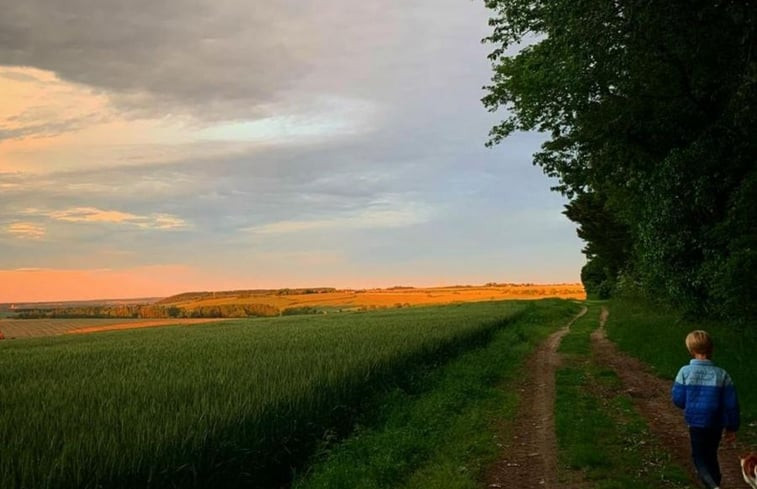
[486,306,587,489]
[591,306,744,488]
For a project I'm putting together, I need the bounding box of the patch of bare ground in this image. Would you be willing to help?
[486,306,587,489]
[591,306,744,488]
[66,318,233,334]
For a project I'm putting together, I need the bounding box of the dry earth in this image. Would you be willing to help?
[66,318,233,334]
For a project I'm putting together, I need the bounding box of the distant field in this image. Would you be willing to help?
[0,299,578,489]
[0,318,228,339]
[165,283,585,312]
[0,284,585,338]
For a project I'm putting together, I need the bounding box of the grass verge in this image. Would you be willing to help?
[606,298,757,444]
[555,304,691,489]
[293,299,581,489]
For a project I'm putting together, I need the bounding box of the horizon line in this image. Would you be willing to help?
[1,281,584,305]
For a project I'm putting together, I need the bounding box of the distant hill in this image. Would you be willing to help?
[2,283,585,320]
[158,283,586,314]
[155,288,338,305]
[0,297,163,312]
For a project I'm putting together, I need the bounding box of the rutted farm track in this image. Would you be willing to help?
[488,305,749,488]
[487,307,586,489]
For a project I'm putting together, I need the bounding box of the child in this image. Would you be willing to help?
[672,330,740,489]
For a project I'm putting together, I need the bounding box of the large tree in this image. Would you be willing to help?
[483,0,757,318]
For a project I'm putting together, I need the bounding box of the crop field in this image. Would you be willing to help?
[0,318,229,339]
[0,284,583,339]
[164,283,586,312]
[0,318,138,338]
[0,299,573,489]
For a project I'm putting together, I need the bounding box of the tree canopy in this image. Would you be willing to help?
[483,0,757,318]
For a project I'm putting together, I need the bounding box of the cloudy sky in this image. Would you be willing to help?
[0,0,583,302]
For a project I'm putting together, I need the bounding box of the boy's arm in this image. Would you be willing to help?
[671,368,686,409]
[722,373,740,431]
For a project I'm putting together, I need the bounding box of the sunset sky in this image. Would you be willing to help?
[0,0,584,302]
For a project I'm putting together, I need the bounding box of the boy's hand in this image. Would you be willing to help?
[723,430,737,445]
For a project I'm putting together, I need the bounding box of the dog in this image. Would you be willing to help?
[742,453,757,489]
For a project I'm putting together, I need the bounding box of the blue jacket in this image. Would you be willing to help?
[672,359,740,430]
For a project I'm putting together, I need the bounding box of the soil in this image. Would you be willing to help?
[66,318,233,334]
[591,306,745,488]
[486,307,587,489]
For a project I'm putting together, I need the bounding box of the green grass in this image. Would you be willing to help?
[0,299,574,489]
[606,298,757,444]
[294,299,581,489]
[555,305,691,489]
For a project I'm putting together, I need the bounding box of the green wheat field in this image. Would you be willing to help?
[1,300,558,489]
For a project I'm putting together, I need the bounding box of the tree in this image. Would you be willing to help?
[564,192,631,298]
[483,0,757,318]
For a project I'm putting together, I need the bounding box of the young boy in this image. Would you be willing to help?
[672,330,740,489]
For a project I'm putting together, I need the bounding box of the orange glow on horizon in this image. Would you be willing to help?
[0,267,583,304]
[0,266,213,302]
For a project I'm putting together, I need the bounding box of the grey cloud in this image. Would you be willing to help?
[0,0,314,119]
[0,1,586,279]
[0,124,554,245]
[0,0,491,121]
[0,133,584,277]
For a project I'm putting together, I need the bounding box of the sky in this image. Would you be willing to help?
[0,0,584,302]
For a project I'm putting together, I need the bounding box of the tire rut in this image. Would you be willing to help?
[486,306,587,489]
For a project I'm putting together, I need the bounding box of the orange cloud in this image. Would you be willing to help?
[0,66,373,176]
[23,207,188,230]
[0,67,195,174]
[48,207,138,223]
[6,222,45,240]
[0,67,109,142]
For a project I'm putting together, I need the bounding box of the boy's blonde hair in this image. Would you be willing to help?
[685,330,713,357]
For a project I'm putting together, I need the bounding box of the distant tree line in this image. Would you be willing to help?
[280,306,320,316]
[156,288,338,305]
[16,303,280,319]
[484,0,756,318]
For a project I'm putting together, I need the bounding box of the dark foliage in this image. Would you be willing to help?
[484,0,757,318]
[17,303,280,319]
